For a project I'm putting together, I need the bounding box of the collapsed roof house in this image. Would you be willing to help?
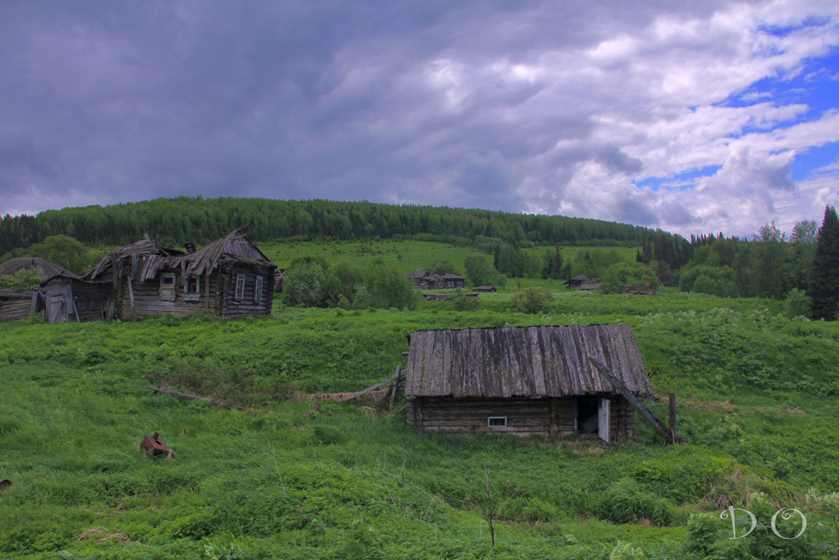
[405,325,653,442]
[41,229,276,323]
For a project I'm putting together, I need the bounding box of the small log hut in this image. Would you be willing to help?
[0,257,80,321]
[405,325,652,442]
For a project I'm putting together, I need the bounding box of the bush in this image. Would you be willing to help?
[594,478,673,525]
[497,496,558,523]
[511,288,553,314]
[679,265,737,297]
[464,255,499,286]
[430,261,458,275]
[451,290,479,311]
[609,541,647,560]
[602,263,659,294]
[0,269,40,290]
[283,258,331,307]
[364,263,417,309]
[784,288,812,318]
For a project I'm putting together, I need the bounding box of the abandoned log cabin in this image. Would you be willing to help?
[405,325,652,442]
[0,257,79,321]
[408,270,466,289]
[70,229,276,321]
[566,275,601,291]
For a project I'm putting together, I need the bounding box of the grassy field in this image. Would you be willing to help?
[259,239,486,274]
[1,241,838,559]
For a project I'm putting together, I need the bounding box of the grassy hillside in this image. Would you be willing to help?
[2,281,838,558]
[261,239,485,275]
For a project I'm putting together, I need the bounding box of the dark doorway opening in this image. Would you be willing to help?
[577,396,599,434]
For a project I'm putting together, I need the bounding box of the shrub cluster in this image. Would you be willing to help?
[511,287,554,314]
[284,257,416,310]
[602,262,660,294]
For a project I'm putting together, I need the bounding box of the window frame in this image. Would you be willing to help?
[487,416,508,429]
[184,274,201,302]
[254,275,263,304]
[159,272,177,301]
[234,273,246,301]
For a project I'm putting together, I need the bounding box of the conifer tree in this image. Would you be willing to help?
[809,206,839,320]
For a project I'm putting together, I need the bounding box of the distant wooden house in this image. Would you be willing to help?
[408,270,465,290]
[405,325,652,442]
[473,285,496,293]
[81,229,276,320]
[566,275,601,291]
[0,257,81,321]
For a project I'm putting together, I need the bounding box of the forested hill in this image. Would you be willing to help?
[0,197,690,257]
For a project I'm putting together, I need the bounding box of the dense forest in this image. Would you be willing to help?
[0,196,689,259]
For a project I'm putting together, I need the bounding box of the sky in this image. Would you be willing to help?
[1,1,838,237]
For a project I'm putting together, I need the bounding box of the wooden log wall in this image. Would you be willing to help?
[119,272,221,318]
[409,395,634,441]
[220,266,273,318]
[607,396,633,441]
[0,293,33,321]
[71,281,112,321]
[408,397,577,437]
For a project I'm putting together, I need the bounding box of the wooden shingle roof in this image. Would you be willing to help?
[405,325,651,398]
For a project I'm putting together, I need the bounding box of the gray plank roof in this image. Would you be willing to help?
[405,325,651,398]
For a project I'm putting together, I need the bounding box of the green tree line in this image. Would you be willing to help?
[0,197,687,255]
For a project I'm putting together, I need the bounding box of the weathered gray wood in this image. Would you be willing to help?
[406,325,651,399]
[127,276,135,312]
[388,366,402,410]
[587,356,676,444]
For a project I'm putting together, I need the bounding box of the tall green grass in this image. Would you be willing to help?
[1,244,837,558]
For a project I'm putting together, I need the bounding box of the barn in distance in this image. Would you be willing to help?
[404,325,652,443]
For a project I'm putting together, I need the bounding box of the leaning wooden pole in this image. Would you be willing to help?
[587,356,680,444]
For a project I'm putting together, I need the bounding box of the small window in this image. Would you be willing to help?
[254,275,263,304]
[184,275,200,301]
[235,274,246,301]
[159,273,176,301]
[487,416,508,428]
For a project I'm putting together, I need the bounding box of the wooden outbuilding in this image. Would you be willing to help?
[566,275,601,291]
[408,270,466,290]
[405,325,652,442]
[40,272,113,323]
[0,257,80,321]
[82,229,276,320]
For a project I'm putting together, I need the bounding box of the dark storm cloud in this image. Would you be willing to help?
[1,0,835,235]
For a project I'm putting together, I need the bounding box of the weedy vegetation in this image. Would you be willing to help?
[0,239,837,559]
